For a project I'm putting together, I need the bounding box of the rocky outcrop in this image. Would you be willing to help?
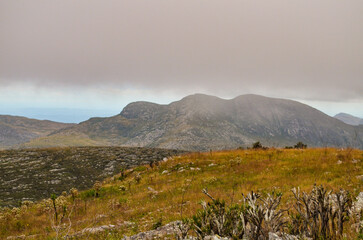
[0,147,185,207]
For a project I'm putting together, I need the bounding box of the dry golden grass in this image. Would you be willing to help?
[0,148,362,239]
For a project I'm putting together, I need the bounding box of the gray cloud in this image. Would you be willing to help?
[0,0,362,101]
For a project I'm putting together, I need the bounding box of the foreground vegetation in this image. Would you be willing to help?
[0,148,362,239]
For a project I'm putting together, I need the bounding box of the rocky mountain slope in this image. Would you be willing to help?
[0,146,184,207]
[0,115,74,148]
[334,112,363,126]
[24,94,363,150]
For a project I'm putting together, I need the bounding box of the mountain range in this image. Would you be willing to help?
[0,115,73,149]
[334,113,363,126]
[15,94,363,151]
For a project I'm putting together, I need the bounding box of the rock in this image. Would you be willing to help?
[204,235,229,240]
[6,235,26,240]
[0,147,185,207]
[122,221,181,240]
[190,167,201,171]
[352,192,363,213]
[147,187,158,196]
[269,232,299,240]
[81,224,116,234]
[337,160,342,165]
[269,233,281,240]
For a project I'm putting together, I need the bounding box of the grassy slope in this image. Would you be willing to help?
[20,134,109,148]
[0,148,362,239]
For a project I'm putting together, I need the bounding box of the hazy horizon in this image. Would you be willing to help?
[0,93,362,123]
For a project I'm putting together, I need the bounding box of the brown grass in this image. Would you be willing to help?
[0,148,362,239]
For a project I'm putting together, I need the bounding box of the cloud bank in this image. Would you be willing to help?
[0,0,362,104]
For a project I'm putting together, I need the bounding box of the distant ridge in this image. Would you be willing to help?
[0,115,74,148]
[334,113,363,126]
[22,94,363,150]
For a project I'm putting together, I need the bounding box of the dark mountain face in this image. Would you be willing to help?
[334,113,363,126]
[0,115,74,148]
[23,94,363,150]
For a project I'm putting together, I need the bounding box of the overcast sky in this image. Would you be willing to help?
[0,0,362,122]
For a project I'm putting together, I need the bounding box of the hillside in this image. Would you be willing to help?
[0,148,362,239]
[24,94,363,150]
[0,147,184,207]
[334,112,363,126]
[0,115,74,148]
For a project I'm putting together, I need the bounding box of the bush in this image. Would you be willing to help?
[191,191,286,239]
[291,185,352,239]
[252,141,263,149]
[152,217,163,230]
[294,142,307,149]
[186,186,358,239]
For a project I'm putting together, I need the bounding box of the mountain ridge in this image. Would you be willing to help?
[334,112,363,126]
[0,115,74,148]
[21,94,363,150]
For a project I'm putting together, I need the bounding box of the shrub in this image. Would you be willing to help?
[93,181,102,198]
[191,191,286,239]
[188,186,358,239]
[294,142,307,149]
[291,185,352,239]
[252,141,263,149]
[152,217,163,230]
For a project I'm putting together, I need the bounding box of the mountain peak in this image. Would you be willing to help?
[17,94,363,150]
[334,113,363,126]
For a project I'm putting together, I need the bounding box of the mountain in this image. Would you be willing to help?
[0,115,74,148]
[23,94,363,150]
[334,113,363,126]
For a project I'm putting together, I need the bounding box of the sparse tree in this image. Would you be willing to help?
[294,142,307,149]
[252,141,263,149]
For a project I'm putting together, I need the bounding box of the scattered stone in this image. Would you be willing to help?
[204,235,229,240]
[337,160,342,165]
[122,221,181,240]
[6,235,26,240]
[352,192,363,213]
[147,187,159,197]
[268,232,299,240]
[81,224,116,234]
[0,147,185,207]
